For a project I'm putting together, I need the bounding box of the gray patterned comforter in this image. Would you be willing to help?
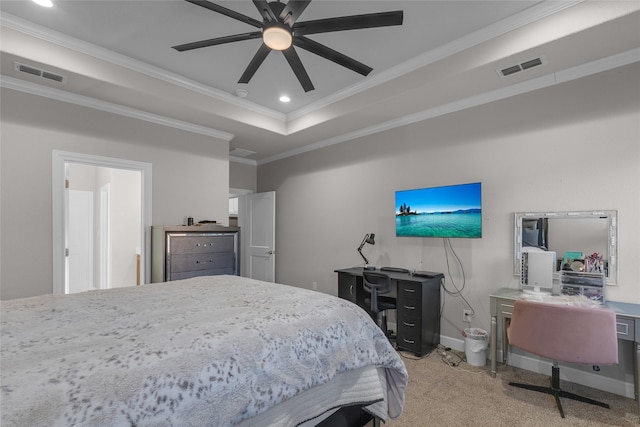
[1,275,407,426]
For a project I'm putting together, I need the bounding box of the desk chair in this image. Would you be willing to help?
[362,271,396,339]
[507,299,618,418]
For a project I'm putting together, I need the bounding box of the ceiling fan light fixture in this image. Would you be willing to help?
[263,25,292,51]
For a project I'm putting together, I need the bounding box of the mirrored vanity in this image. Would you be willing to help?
[493,211,639,414]
[514,210,618,289]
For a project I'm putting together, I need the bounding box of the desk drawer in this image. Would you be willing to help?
[397,300,421,320]
[616,316,635,342]
[397,281,422,304]
[397,321,421,353]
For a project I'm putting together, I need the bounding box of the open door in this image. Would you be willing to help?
[67,189,94,294]
[239,191,276,282]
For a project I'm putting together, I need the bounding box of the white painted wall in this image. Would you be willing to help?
[0,88,230,300]
[257,63,640,388]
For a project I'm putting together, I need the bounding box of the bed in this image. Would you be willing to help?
[0,275,407,426]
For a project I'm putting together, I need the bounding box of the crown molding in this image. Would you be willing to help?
[0,75,235,141]
[2,3,581,128]
[258,48,639,165]
[4,45,636,166]
[285,0,584,123]
[229,155,258,166]
[0,12,286,123]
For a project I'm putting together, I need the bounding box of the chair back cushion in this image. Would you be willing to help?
[507,299,618,365]
[362,271,392,295]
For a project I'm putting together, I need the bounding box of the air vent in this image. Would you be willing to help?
[15,62,66,83]
[501,65,521,76]
[229,148,256,157]
[497,55,547,78]
[42,71,64,82]
[520,57,543,70]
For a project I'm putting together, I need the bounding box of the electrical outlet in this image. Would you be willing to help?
[312,282,318,290]
[463,309,472,322]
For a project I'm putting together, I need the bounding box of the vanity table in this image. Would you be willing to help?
[489,288,640,413]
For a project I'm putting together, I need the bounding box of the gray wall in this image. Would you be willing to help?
[257,62,640,343]
[230,160,257,192]
[0,88,230,300]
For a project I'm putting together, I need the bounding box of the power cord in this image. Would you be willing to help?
[438,345,463,367]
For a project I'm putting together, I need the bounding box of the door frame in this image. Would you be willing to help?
[52,150,152,294]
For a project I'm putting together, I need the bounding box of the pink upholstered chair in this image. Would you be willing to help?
[507,298,618,418]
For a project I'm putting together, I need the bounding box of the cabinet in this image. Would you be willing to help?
[336,267,443,356]
[152,225,240,282]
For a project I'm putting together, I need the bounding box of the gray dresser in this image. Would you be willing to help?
[151,225,240,282]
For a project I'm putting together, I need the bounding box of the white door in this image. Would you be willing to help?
[99,183,111,289]
[240,191,276,282]
[67,190,94,294]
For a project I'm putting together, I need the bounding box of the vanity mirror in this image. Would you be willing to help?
[514,210,618,285]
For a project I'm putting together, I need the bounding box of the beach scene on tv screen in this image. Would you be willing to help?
[396,183,482,238]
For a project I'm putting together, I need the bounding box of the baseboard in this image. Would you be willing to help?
[440,335,465,352]
[438,334,634,399]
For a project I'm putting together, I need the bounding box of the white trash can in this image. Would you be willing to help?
[463,328,488,367]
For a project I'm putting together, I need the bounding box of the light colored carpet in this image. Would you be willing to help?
[387,348,639,426]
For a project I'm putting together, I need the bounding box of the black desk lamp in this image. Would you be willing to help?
[357,233,376,270]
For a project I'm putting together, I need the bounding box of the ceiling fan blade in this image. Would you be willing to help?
[282,47,314,92]
[172,32,262,52]
[185,0,263,28]
[293,36,372,76]
[280,0,312,27]
[294,11,403,35]
[252,0,277,23]
[238,44,272,84]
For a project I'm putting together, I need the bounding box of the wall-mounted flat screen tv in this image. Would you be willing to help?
[395,182,482,238]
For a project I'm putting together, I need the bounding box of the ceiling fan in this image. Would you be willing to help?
[172,0,403,92]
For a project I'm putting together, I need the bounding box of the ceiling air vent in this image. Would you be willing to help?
[497,55,547,78]
[15,62,66,83]
[229,148,256,157]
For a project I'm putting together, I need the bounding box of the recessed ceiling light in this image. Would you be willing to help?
[279,95,290,103]
[32,0,53,7]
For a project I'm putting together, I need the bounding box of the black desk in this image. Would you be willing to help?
[335,267,443,356]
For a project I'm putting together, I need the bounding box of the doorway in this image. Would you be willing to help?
[52,151,152,294]
[230,189,276,282]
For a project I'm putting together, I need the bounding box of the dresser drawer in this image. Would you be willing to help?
[170,252,235,273]
[616,316,635,342]
[170,267,236,281]
[168,234,236,254]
